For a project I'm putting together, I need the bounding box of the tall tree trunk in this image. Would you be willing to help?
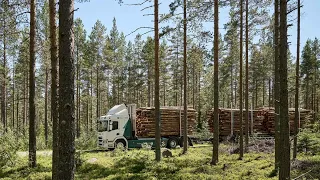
[255,80,258,108]
[268,78,271,107]
[211,0,219,165]
[16,91,19,132]
[197,69,201,129]
[182,0,188,155]
[96,61,100,119]
[58,0,75,178]
[2,27,7,130]
[263,80,265,106]
[305,78,309,109]
[293,1,300,157]
[148,62,151,107]
[274,0,280,170]
[23,68,27,134]
[163,78,166,106]
[50,0,59,177]
[192,62,195,109]
[235,75,237,108]
[12,62,15,130]
[245,0,249,151]
[239,0,244,160]
[90,70,93,131]
[279,0,290,178]
[231,65,234,135]
[29,0,37,168]
[86,85,89,133]
[154,0,161,162]
[313,68,317,122]
[45,68,48,146]
[76,39,80,138]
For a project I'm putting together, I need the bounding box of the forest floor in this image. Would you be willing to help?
[1,142,320,180]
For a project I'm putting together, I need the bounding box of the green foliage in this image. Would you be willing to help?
[297,129,320,155]
[76,131,98,150]
[1,145,320,179]
[0,129,18,169]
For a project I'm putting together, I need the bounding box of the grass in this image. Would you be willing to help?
[0,144,319,180]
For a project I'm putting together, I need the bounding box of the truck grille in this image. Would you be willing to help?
[98,136,103,146]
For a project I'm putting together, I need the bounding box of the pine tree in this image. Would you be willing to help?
[182,0,188,155]
[239,0,244,160]
[293,0,301,160]
[273,0,280,170]
[29,0,37,168]
[279,0,290,178]
[211,0,219,165]
[58,0,76,178]
[49,0,59,177]
[154,0,161,162]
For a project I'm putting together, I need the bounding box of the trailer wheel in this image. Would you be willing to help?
[167,138,178,149]
[115,139,126,150]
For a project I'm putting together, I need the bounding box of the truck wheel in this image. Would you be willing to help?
[167,138,178,149]
[115,140,126,150]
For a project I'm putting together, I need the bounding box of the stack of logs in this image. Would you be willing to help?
[207,107,313,136]
[207,108,264,136]
[258,107,313,134]
[136,107,197,138]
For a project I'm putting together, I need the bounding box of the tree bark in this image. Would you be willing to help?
[211,0,219,165]
[96,57,100,119]
[2,21,7,130]
[49,0,59,178]
[293,0,300,160]
[274,0,280,171]
[16,90,19,132]
[90,70,93,131]
[239,0,244,160]
[45,68,48,146]
[58,0,75,178]
[245,0,249,151]
[12,61,15,130]
[182,0,188,155]
[154,0,161,162]
[279,0,290,178]
[29,0,37,168]
[76,35,80,138]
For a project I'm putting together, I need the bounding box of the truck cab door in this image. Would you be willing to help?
[107,120,121,141]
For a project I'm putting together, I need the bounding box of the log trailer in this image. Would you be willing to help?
[97,104,193,150]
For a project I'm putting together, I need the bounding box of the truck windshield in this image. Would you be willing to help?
[98,120,108,132]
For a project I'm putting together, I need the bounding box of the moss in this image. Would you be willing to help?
[1,145,319,179]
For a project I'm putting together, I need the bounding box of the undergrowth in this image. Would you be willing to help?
[1,144,319,180]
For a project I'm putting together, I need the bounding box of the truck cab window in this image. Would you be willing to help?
[112,121,118,130]
[98,121,108,132]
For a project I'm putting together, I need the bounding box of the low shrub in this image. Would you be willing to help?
[0,128,19,168]
[297,129,320,155]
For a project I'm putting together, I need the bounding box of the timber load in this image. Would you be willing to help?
[207,107,313,136]
[257,107,313,135]
[206,108,264,136]
[136,106,197,138]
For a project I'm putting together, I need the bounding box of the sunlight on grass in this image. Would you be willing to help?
[1,145,319,179]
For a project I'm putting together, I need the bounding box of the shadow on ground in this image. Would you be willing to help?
[291,159,320,179]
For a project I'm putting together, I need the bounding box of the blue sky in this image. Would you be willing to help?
[74,0,319,58]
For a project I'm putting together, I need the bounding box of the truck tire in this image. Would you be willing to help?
[115,139,126,150]
[167,137,179,149]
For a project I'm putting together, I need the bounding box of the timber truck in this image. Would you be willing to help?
[97,104,193,150]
